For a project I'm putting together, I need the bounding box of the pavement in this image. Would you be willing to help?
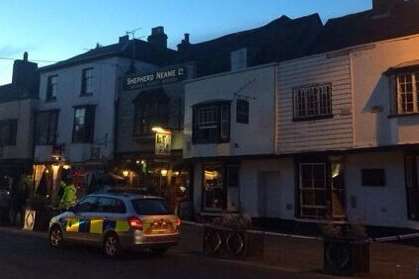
[0,227,337,279]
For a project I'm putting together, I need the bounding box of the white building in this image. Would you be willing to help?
[185,0,419,230]
[184,63,279,216]
[33,28,177,195]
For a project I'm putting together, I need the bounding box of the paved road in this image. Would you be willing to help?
[0,229,332,279]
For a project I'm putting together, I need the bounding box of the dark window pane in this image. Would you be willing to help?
[236,99,249,124]
[131,199,170,215]
[72,106,95,143]
[361,169,386,186]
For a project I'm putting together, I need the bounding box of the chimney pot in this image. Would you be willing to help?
[23,52,28,61]
[184,33,190,44]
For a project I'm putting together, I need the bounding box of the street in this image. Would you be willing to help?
[0,229,331,279]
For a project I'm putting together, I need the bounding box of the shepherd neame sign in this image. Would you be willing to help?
[124,66,187,90]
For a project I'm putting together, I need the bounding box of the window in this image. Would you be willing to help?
[97,197,126,213]
[405,154,419,220]
[298,163,328,219]
[293,83,332,120]
[46,75,58,101]
[131,199,171,215]
[133,89,169,136]
[75,196,97,213]
[36,111,59,145]
[361,169,386,187]
[192,101,230,144]
[72,106,95,143]
[81,68,94,96]
[236,99,249,124]
[202,164,240,212]
[0,119,17,146]
[394,72,419,114]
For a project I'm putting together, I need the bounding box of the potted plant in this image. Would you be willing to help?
[203,214,262,259]
[321,223,370,276]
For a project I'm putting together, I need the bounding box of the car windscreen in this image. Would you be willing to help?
[131,199,171,215]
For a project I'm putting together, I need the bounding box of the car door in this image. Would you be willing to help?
[63,196,97,241]
[87,197,128,244]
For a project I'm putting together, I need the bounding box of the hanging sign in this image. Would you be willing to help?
[124,66,187,90]
[155,131,172,156]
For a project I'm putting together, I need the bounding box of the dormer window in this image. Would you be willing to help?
[395,71,419,114]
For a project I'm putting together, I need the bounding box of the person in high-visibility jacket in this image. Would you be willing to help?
[59,176,77,210]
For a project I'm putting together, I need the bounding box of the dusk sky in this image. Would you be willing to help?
[0,0,371,85]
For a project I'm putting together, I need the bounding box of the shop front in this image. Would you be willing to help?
[116,64,195,218]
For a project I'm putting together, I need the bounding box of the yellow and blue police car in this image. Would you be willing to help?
[48,192,181,257]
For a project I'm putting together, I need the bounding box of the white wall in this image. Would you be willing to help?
[276,52,353,154]
[36,57,156,163]
[184,64,277,159]
[345,151,410,228]
[0,99,37,160]
[240,158,295,219]
[351,35,419,147]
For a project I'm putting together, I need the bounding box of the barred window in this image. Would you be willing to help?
[395,72,419,114]
[293,83,332,120]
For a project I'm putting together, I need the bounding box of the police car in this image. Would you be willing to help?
[48,192,181,257]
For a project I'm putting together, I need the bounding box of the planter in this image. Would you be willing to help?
[323,237,370,276]
[203,225,263,259]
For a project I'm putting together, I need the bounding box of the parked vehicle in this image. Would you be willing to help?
[48,192,181,257]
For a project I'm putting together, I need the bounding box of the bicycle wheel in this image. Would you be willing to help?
[203,229,222,256]
[226,232,245,257]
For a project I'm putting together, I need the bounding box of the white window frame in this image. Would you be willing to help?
[293,83,332,120]
[396,72,419,114]
[299,162,328,219]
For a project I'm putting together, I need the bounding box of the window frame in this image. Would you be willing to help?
[35,110,59,145]
[298,162,329,219]
[201,163,240,213]
[236,99,249,124]
[292,83,333,121]
[72,105,96,143]
[133,90,170,137]
[192,101,231,144]
[81,68,94,96]
[393,71,419,115]
[46,75,58,101]
[0,119,18,146]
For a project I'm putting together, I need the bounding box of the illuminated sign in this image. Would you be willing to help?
[124,66,187,90]
[155,130,171,156]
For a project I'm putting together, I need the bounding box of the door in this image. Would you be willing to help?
[258,172,281,218]
[406,154,419,220]
[63,196,97,241]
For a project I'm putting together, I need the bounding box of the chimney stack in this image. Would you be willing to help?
[12,52,39,95]
[119,35,129,45]
[177,33,191,52]
[147,26,168,49]
[372,0,400,14]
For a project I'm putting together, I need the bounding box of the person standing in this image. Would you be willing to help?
[59,175,77,210]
